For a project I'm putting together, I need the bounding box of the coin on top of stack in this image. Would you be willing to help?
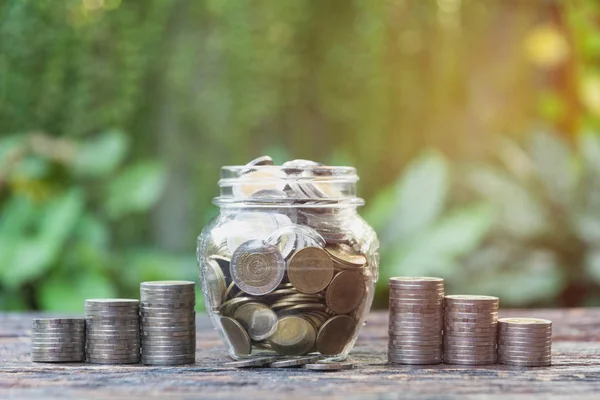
[31,318,85,363]
[388,277,444,365]
[498,318,552,367]
[140,281,196,365]
[443,295,499,365]
[85,299,140,364]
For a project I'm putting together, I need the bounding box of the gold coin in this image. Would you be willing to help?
[233,302,279,341]
[326,271,366,314]
[326,244,366,268]
[268,316,316,356]
[287,247,334,294]
[230,240,285,295]
[220,316,251,355]
[316,315,355,355]
[205,259,227,308]
[219,297,255,316]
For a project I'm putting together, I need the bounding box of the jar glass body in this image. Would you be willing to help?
[197,165,379,360]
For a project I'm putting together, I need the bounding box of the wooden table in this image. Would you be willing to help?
[1,309,599,399]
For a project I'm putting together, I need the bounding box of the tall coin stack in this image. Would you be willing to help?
[388,277,444,365]
[498,318,552,367]
[31,318,85,363]
[443,295,499,365]
[140,281,196,365]
[85,299,141,364]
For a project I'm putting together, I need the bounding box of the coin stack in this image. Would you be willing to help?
[85,299,140,364]
[498,318,552,367]
[140,281,196,365]
[31,318,85,363]
[443,295,499,365]
[387,277,444,365]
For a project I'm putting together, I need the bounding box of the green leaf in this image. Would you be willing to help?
[381,150,449,246]
[0,190,84,287]
[104,161,167,218]
[382,203,495,280]
[460,250,564,306]
[72,129,129,177]
[465,165,548,239]
[529,131,575,206]
[37,271,117,312]
[362,185,397,233]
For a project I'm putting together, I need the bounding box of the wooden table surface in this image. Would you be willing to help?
[1,309,599,400]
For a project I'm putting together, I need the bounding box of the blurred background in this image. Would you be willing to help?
[1,0,600,312]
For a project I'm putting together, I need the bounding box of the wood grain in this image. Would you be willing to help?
[1,309,599,399]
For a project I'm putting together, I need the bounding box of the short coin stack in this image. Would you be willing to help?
[85,299,140,364]
[140,281,196,365]
[498,318,552,367]
[31,318,85,363]
[443,295,499,365]
[388,277,444,365]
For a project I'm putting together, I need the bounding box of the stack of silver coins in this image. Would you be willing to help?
[498,318,552,367]
[443,295,499,365]
[31,318,85,363]
[140,281,196,365]
[388,277,444,365]
[85,299,141,364]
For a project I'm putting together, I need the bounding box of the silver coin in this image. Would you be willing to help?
[388,339,442,346]
[32,325,86,331]
[86,320,139,326]
[32,356,85,362]
[230,239,285,296]
[222,356,279,368]
[33,318,85,324]
[87,358,140,364]
[31,333,85,339]
[141,338,195,345]
[268,356,321,368]
[141,353,196,361]
[303,362,354,371]
[389,358,442,365]
[141,280,195,289]
[140,325,195,332]
[140,311,196,318]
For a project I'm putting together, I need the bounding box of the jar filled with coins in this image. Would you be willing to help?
[197,157,379,360]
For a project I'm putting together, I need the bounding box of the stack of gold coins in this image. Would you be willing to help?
[498,318,552,367]
[140,281,196,365]
[85,299,140,364]
[388,277,444,365]
[443,295,499,365]
[31,318,85,363]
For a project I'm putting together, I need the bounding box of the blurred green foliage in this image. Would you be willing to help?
[0,131,197,311]
[1,0,600,310]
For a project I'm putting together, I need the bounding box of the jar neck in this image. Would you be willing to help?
[214,165,364,209]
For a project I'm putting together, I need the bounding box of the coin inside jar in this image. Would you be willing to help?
[220,316,252,355]
[287,247,334,294]
[325,244,366,268]
[316,315,355,355]
[205,259,227,307]
[326,271,366,314]
[233,302,279,341]
[230,239,285,296]
[268,316,316,356]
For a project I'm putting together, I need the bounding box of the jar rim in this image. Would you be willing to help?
[215,165,363,208]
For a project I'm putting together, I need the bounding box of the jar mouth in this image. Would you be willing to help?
[214,165,363,208]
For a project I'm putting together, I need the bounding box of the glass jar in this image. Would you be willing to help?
[197,159,379,360]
